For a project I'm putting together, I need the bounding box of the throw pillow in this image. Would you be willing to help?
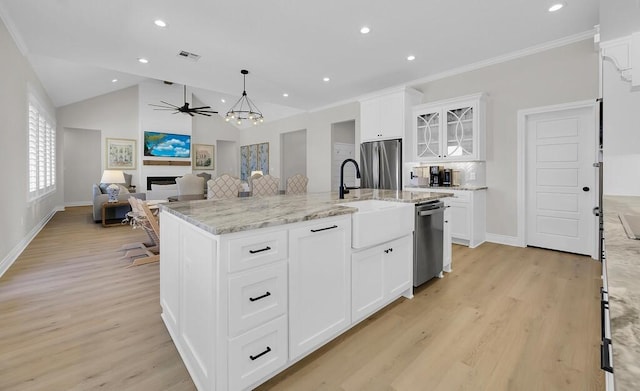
[118,184,130,194]
[99,183,110,194]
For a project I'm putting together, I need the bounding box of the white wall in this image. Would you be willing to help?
[409,39,599,238]
[602,58,640,195]
[138,81,193,185]
[0,16,61,275]
[239,103,359,193]
[217,140,238,177]
[192,95,240,179]
[64,128,101,205]
[57,86,140,186]
[281,129,307,189]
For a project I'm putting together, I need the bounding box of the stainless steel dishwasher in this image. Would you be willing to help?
[414,200,445,287]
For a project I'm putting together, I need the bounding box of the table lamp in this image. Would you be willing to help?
[101,170,125,202]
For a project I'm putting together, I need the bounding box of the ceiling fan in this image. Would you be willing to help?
[149,85,218,117]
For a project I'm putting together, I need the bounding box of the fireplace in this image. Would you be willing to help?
[147,176,178,190]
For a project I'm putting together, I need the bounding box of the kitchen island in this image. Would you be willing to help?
[159,189,450,391]
[603,196,640,391]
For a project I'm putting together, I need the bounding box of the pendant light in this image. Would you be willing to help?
[225,69,264,125]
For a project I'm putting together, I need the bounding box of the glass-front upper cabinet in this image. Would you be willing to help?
[416,110,441,159]
[413,93,486,162]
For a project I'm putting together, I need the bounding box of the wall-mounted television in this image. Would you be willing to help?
[143,131,191,158]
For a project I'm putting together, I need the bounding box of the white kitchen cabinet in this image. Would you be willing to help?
[443,203,452,272]
[405,189,486,248]
[413,93,486,162]
[228,315,288,391]
[440,189,485,248]
[160,213,217,390]
[160,210,182,333]
[360,87,422,142]
[352,235,413,323]
[288,216,351,361]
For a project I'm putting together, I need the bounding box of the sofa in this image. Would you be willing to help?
[92,183,146,222]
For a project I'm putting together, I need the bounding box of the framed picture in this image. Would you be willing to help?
[240,142,269,181]
[193,144,215,170]
[106,138,136,169]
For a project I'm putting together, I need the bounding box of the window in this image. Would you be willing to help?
[28,99,56,200]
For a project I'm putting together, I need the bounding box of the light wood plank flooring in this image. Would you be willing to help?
[0,206,604,390]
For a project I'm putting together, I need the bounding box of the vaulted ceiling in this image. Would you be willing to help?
[0,0,599,119]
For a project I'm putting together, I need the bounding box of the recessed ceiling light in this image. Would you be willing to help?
[111,78,118,83]
[407,55,416,61]
[154,19,167,27]
[137,57,149,64]
[283,93,289,97]
[221,98,226,103]
[548,2,565,12]
[323,77,330,82]
[360,26,370,34]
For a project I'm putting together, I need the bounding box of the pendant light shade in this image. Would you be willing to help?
[225,69,264,126]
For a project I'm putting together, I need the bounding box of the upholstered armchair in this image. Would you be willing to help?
[176,174,205,196]
[207,174,242,200]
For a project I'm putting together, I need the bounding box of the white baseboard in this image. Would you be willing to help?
[65,201,91,207]
[0,205,63,278]
[485,233,524,247]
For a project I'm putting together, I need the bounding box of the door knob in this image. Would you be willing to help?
[583,187,590,192]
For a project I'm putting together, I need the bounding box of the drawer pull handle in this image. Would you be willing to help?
[250,346,271,361]
[249,291,271,302]
[384,248,394,254]
[249,246,271,254]
[311,225,338,233]
[601,338,613,373]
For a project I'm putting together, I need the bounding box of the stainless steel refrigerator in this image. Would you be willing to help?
[360,139,402,190]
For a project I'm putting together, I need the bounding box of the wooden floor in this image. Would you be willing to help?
[0,206,604,390]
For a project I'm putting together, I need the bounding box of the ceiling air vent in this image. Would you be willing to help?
[177,50,201,62]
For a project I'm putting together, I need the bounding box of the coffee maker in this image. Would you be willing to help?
[429,166,443,187]
[442,169,453,186]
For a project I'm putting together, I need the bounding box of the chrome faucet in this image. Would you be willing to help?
[339,158,361,199]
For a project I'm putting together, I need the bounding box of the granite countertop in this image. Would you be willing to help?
[405,185,488,191]
[161,189,451,235]
[603,196,640,390]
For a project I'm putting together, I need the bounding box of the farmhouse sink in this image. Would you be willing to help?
[337,200,414,249]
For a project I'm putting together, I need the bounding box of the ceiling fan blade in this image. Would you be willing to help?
[160,101,181,108]
[190,106,211,110]
[197,112,212,117]
[149,103,174,108]
[153,108,178,111]
[187,112,194,117]
[196,110,218,114]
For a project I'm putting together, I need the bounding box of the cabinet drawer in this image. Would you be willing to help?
[228,315,288,391]
[228,262,287,337]
[448,191,470,202]
[228,230,287,273]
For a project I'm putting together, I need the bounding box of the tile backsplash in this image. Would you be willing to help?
[406,161,486,187]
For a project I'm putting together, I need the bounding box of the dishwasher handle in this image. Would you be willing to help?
[418,208,444,216]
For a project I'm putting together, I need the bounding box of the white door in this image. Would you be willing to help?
[525,104,596,256]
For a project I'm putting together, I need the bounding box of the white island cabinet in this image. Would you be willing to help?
[160,212,354,391]
[159,191,448,391]
[351,234,413,323]
[288,217,351,361]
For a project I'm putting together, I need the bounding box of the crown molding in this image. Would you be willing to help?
[0,2,29,56]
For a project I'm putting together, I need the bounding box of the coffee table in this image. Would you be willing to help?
[101,200,131,227]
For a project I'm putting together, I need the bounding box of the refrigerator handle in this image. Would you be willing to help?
[373,144,379,188]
